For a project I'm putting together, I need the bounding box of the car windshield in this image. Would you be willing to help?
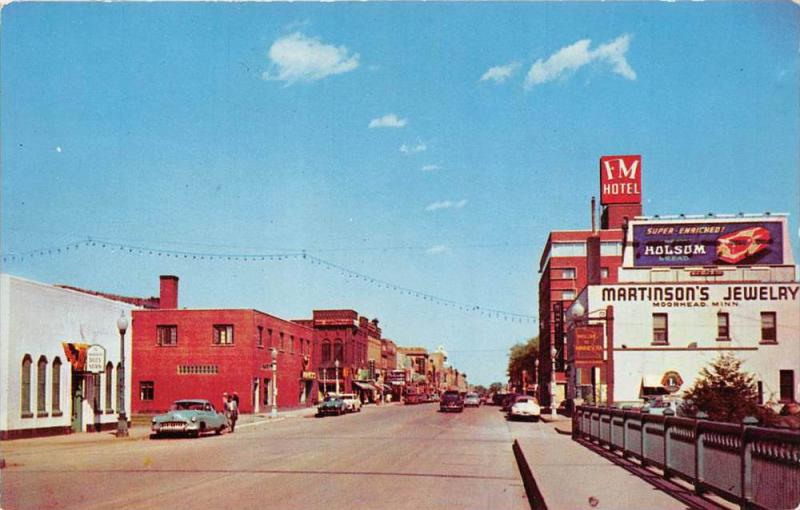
[171,401,205,411]
[466,393,478,398]
[324,396,341,402]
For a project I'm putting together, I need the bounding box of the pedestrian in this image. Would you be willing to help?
[232,391,240,408]
[222,392,228,414]
[226,393,239,432]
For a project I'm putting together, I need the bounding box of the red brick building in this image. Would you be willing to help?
[297,310,379,397]
[132,276,317,414]
[537,156,642,409]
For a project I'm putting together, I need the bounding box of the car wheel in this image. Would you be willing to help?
[532,416,540,422]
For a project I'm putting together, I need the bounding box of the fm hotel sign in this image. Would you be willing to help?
[601,284,799,308]
[600,155,642,205]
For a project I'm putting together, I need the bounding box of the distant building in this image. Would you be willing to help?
[131,276,317,414]
[1,274,137,439]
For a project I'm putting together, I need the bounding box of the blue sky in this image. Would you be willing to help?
[2,2,798,386]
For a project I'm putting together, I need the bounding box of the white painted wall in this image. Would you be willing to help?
[584,282,800,404]
[0,274,135,436]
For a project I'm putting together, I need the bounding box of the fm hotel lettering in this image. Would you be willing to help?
[600,155,642,205]
[601,285,799,303]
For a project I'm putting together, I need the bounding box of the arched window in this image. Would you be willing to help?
[37,355,48,414]
[105,362,114,412]
[52,357,62,415]
[21,355,32,417]
[321,341,331,363]
[334,340,344,363]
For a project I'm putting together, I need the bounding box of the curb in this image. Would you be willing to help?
[512,439,547,510]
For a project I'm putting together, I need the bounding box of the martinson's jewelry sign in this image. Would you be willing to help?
[601,284,799,308]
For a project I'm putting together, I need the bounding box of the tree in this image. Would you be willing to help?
[507,336,539,388]
[488,382,504,394]
[681,353,763,423]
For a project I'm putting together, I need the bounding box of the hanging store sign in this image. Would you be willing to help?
[632,221,784,267]
[568,325,604,364]
[301,371,317,380]
[85,344,106,374]
[600,155,642,205]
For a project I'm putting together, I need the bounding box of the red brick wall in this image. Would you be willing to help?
[132,309,316,414]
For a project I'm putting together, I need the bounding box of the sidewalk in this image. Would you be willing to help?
[0,406,320,457]
[513,417,701,510]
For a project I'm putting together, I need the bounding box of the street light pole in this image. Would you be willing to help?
[335,359,340,394]
[271,347,278,418]
[116,315,129,437]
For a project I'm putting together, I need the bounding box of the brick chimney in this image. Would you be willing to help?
[159,275,179,309]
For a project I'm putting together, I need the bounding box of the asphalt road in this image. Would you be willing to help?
[1,403,535,510]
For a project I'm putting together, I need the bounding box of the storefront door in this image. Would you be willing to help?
[71,370,83,433]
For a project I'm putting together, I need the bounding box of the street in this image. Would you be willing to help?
[0,404,534,510]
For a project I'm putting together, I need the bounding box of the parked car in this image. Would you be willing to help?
[317,395,347,416]
[440,390,464,413]
[501,393,523,412]
[492,392,509,406]
[151,399,227,438]
[464,392,481,407]
[336,393,362,413]
[404,392,422,405]
[643,396,683,416]
[507,396,541,421]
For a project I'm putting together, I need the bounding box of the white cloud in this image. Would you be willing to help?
[524,34,635,89]
[426,245,449,255]
[421,164,440,172]
[480,61,520,83]
[55,146,62,153]
[263,32,359,84]
[425,199,467,211]
[400,142,427,154]
[368,114,407,128]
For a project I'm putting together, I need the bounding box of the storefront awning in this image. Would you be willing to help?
[640,375,670,397]
[352,381,377,392]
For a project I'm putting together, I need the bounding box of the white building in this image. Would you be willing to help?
[0,274,136,439]
[566,213,799,407]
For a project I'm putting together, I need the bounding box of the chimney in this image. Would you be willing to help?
[586,234,601,286]
[591,196,596,233]
[159,275,179,309]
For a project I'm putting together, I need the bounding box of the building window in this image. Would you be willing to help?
[322,342,331,363]
[717,313,730,340]
[21,355,32,418]
[279,332,285,351]
[92,373,101,414]
[37,356,48,415]
[600,241,623,256]
[600,267,609,279]
[561,268,576,279]
[761,312,776,343]
[257,326,264,348]
[157,325,178,346]
[213,325,234,345]
[290,335,295,354]
[562,290,576,301]
[105,362,114,412]
[140,381,154,401]
[52,357,62,415]
[652,314,668,344]
[334,340,344,362]
[551,242,586,257]
[779,370,795,403]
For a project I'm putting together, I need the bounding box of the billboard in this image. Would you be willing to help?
[633,221,784,267]
[600,155,642,205]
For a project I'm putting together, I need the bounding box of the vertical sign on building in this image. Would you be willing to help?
[600,155,642,205]
[553,302,564,371]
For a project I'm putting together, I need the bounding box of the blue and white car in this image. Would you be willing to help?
[151,399,228,437]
